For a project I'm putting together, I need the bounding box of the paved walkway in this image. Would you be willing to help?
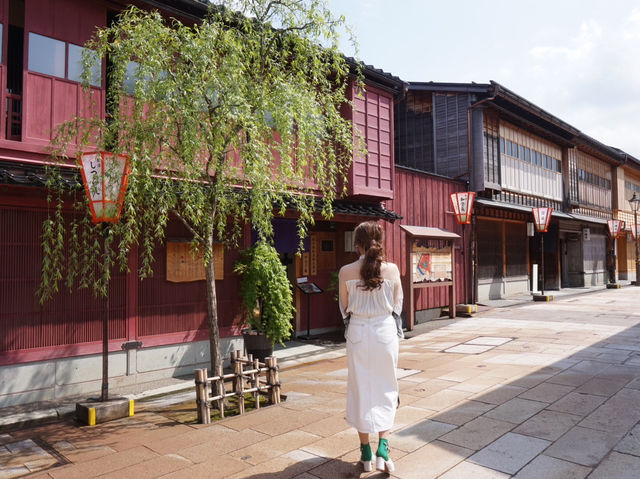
[2,285,640,478]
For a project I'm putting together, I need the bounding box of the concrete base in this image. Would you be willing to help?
[532,294,554,302]
[76,397,134,426]
[456,304,477,315]
[606,283,622,289]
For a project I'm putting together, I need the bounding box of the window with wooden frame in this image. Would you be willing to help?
[499,123,562,173]
[28,32,102,86]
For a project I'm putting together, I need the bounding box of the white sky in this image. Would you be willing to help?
[327,0,640,158]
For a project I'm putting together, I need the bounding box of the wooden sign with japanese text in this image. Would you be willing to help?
[166,241,224,282]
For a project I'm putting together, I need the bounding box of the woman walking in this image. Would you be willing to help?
[339,221,403,473]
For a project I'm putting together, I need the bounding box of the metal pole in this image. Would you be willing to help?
[540,233,545,296]
[462,224,467,304]
[306,293,311,338]
[635,210,640,286]
[101,223,109,402]
[472,214,477,305]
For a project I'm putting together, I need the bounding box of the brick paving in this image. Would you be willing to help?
[2,286,640,478]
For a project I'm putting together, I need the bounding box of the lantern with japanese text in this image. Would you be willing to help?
[531,207,553,297]
[450,192,476,225]
[607,219,625,239]
[79,152,130,224]
[532,207,553,233]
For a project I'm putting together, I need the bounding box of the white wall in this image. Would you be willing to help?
[0,336,244,408]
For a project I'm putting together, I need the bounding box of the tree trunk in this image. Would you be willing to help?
[205,229,223,377]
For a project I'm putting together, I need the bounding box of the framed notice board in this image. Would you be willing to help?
[400,225,460,329]
[166,241,224,282]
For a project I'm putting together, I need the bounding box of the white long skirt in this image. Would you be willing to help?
[345,315,399,433]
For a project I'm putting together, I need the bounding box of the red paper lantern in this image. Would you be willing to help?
[79,151,130,224]
[450,192,476,225]
[607,219,625,239]
[532,207,553,233]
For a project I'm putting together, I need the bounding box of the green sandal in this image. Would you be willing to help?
[376,438,395,473]
[360,443,372,472]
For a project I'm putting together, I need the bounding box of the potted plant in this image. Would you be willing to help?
[234,241,295,361]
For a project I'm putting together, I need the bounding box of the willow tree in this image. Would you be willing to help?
[39,0,361,375]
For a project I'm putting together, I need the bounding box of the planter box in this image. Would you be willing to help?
[242,330,273,362]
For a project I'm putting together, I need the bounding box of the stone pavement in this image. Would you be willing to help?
[2,285,640,478]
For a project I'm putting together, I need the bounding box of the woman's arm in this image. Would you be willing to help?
[392,264,404,316]
[338,267,350,318]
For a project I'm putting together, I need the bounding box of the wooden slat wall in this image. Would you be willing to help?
[499,122,563,201]
[576,150,612,212]
[395,90,434,172]
[0,207,126,355]
[138,221,241,338]
[0,0,6,141]
[383,168,468,313]
[434,93,469,178]
[0,200,243,365]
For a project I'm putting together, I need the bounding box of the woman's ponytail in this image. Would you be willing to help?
[354,221,385,290]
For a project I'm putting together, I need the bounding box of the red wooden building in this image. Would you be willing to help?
[382,167,468,324]
[0,0,408,407]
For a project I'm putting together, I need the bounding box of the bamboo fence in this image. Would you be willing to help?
[194,351,281,424]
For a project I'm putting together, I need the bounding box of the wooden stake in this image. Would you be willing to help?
[234,360,245,414]
[272,357,280,404]
[195,368,211,424]
[265,357,275,404]
[253,358,260,409]
[216,364,225,418]
[195,368,204,424]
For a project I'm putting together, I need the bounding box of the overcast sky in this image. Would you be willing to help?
[326,0,640,158]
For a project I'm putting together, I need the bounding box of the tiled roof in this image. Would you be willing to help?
[0,161,78,188]
[331,200,402,222]
[0,161,402,222]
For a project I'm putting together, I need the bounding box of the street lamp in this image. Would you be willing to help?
[532,207,553,297]
[606,219,625,287]
[630,193,640,286]
[450,192,476,304]
[79,151,130,401]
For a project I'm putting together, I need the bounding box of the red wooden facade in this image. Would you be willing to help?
[0,188,247,366]
[0,0,404,368]
[348,83,394,199]
[383,168,468,314]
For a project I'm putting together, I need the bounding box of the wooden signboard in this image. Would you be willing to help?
[400,225,460,329]
[166,241,224,282]
[310,232,336,272]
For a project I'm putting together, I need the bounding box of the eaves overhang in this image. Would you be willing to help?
[407,81,492,95]
[135,0,209,22]
[346,58,407,96]
[475,197,572,219]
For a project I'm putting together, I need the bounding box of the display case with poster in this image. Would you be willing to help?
[400,225,460,329]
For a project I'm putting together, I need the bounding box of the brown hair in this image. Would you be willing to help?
[354,221,385,290]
